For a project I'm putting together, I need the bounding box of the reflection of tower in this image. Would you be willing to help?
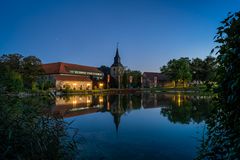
[110,44,124,89]
[154,93,157,106]
[110,95,125,133]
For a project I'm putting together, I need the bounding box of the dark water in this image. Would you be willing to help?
[53,93,213,160]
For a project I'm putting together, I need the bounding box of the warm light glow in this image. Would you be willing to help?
[73,83,76,86]
[177,94,181,107]
[72,100,77,104]
[87,83,91,86]
[99,96,104,103]
[99,83,104,89]
[107,102,110,110]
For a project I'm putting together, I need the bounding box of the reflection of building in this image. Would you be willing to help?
[142,93,173,108]
[53,95,103,117]
[142,72,174,88]
[110,47,124,89]
[110,95,125,132]
[42,62,104,90]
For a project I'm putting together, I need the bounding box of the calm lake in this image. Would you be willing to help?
[53,93,213,160]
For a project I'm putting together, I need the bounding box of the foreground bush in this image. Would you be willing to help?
[0,96,77,159]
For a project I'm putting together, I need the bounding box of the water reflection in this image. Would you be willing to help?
[53,93,213,126]
[53,95,103,118]
[52,93,214,159]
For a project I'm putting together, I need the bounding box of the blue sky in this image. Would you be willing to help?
[0,0,239,72]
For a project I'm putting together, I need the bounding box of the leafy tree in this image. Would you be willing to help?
[22,56,44,89]
[122,69,141,88]
[0,54,44,91]
[213,12,240,106]
[161,57,192,87]
[0,65,23,93]
[0,53,23,72]
[202,56,217,88]
[128,70,142,88]
[197,11,240,159]
[190,58,205,83]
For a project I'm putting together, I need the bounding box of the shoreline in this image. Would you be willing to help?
[1,87,214,97]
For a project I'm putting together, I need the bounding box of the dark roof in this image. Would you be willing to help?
[143,72,169,81]
[54,75,92,82]
[42,62,103,74]
[111,48,123,67]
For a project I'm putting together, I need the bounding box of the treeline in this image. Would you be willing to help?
[160,56,217,87]
[0,53,46,93]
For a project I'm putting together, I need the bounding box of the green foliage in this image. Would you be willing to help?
[213,12,240,107]
[0,53,44,92]
[191,58,205,82]
[22,56,44,89]
[122,69,141,88]
[161,56,217,89]
[196,11,240,159]
[161,57,192,86]
[0,96,77,159]
[31,81,38,92]
[0,65,23,93]
[0,53,23,72]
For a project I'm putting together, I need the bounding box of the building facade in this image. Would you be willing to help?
[42,62,104,90]
[110,47,124,88]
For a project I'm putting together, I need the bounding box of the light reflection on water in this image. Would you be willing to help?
[53,93,213,160]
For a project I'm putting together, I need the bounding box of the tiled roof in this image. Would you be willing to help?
[54,75,92,81]
[143,72,169,81]
[42,62,102,74]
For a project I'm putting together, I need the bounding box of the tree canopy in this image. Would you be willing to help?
[160,56,217,87]
[160,57,192,86]
[0,53,43,92]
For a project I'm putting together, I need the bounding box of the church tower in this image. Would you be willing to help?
[110,45,124,89]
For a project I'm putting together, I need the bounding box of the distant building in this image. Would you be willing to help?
[142,72,174,88]
[42,62,104,90]
[110,47,124,88]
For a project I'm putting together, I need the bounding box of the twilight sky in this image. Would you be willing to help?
[0,0,239,72]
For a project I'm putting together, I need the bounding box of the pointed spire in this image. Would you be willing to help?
[113,113,120,134]
[111,42,123,68]
[116,42,119,49]
[115,47,120,59]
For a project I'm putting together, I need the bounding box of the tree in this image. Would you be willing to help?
[128,70,141,88]
[190,58,205,83]
[161,57,192,87]
[0,65,23,93]
[202,56,217,86]
[22,56,44,89]
[0,53,23,72]
[0,54,44,91]
[197,11,240,159]
[213,11,240,107]
[121,69,141,88]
